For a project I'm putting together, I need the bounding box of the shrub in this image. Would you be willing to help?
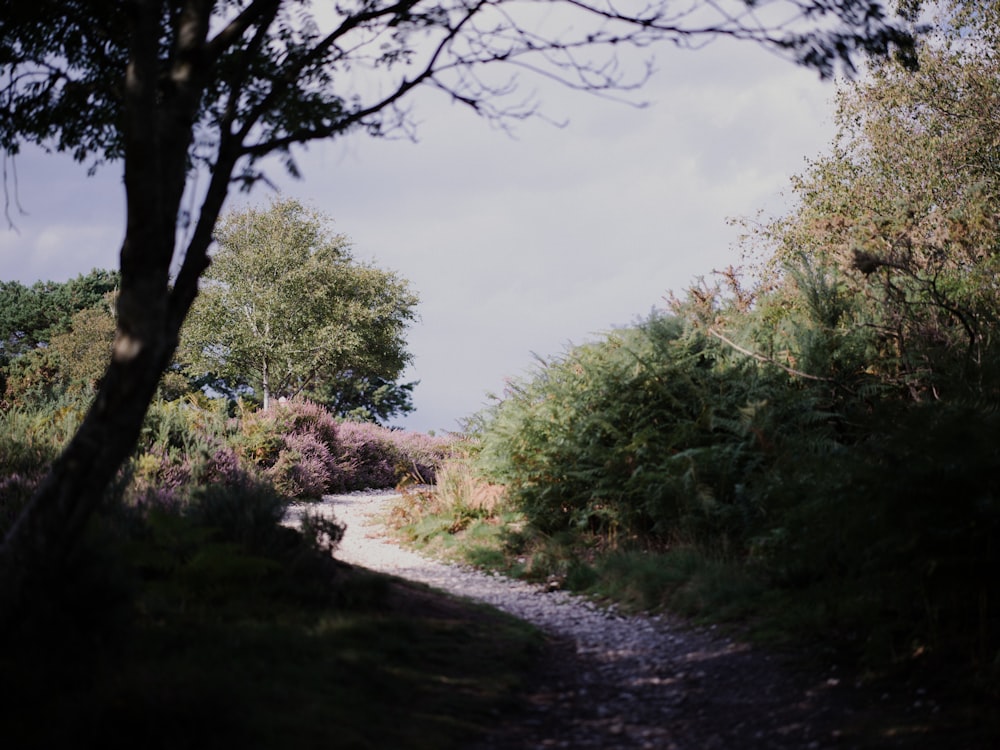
[266,431,334,500]
[331,421,455,492]
[0,402,86,536]
[392,430,455,485]
[331,421,399,491]
[756,400,1000,672]
[298,510,346,557]
[474,313,796,544]
[236,399,343,498]
[432,457,508,520]
[185,473,292,556]
[0,401,85,475]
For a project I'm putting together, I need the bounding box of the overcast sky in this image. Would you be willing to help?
[0,35,841,434]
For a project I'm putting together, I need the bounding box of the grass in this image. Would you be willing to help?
[0,542,543,750]
[392,496,769,627]
[388,478,998,675]
[387,486,1000,748]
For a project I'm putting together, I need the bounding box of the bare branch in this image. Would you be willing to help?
[205,0,282,62]
[708,326,834,382]
[2,150,27,231]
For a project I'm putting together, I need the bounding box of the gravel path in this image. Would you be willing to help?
[289,491,944,750]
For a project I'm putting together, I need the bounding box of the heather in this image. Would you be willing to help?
[1,396,456,543]
[333,420,453,491]
[0,399,530,750]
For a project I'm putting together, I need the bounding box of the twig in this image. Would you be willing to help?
[707,327,833,382]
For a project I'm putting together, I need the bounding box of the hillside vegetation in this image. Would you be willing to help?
[2,0,998,740]
[394,2,1000,702]
[1,391,552,749]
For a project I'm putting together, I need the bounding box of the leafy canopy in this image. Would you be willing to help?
[0,1,919,174]
[0,269,119,355]
[181,197,418,414]
[739,0,1000,401]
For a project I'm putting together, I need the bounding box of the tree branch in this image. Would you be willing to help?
[707,326,834,382]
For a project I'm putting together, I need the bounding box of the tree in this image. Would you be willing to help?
[0,0,918,626]
[743,0,1000,401]
[181,198,418,413]
[0,272,119,406]
[315,374,417,424]
[0,269,119,355]
[3,300,117,407]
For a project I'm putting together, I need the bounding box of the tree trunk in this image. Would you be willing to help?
[263,357,270,410]
[0,318,172,626]
[0,0,221,632]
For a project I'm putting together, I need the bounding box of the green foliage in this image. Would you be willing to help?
[0,1,917,170]
[317,373,417,424]
[476,311,829,545]
[434,41,1000,679]
[0,0,924,654]
[458,280,1000,685]
[757,401,1000,669]
[181,197,419,418]
[585,547,765,621]
[0,402,534,750]
[429,455,511,524]
[184,477,290,553]
[3,441,537,750]
[0,402,85,534]
[0,269,119,354]
[1,290,117,407]
[743,3,1000,401]
[388,456,513,559]
[0,278,196,409]
[48,301,116,388]
[1,347,66,408]
[234,399,342,500]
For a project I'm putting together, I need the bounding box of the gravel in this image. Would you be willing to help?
[287,491,942,750]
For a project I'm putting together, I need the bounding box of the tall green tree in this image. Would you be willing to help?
[0,0,917,627]
[316,374,416,424]
[181,198,417,413]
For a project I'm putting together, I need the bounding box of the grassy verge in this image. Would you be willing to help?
[1,531,542,750]
[388,465,767,625]
[389,477,1000,747]
[389,460,1000,685]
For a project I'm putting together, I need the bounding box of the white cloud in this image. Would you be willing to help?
[1,222,121,284]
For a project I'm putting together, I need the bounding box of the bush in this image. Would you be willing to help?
[756,400,1000,672]
[389,430,449,484]
[474,313,802,544]
[266,431,334,500]
[236,399,343,498]
[185,473,293,556]
[0,401,87,536]
[332,421,456,491]
[331,421,401,491]
[0,401,85,475]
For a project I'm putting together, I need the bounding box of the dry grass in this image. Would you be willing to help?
[391,457,508,528]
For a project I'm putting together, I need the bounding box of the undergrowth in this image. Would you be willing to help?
[0,414,534,750]
[2,396,528,749]
[389,309,1000,706]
